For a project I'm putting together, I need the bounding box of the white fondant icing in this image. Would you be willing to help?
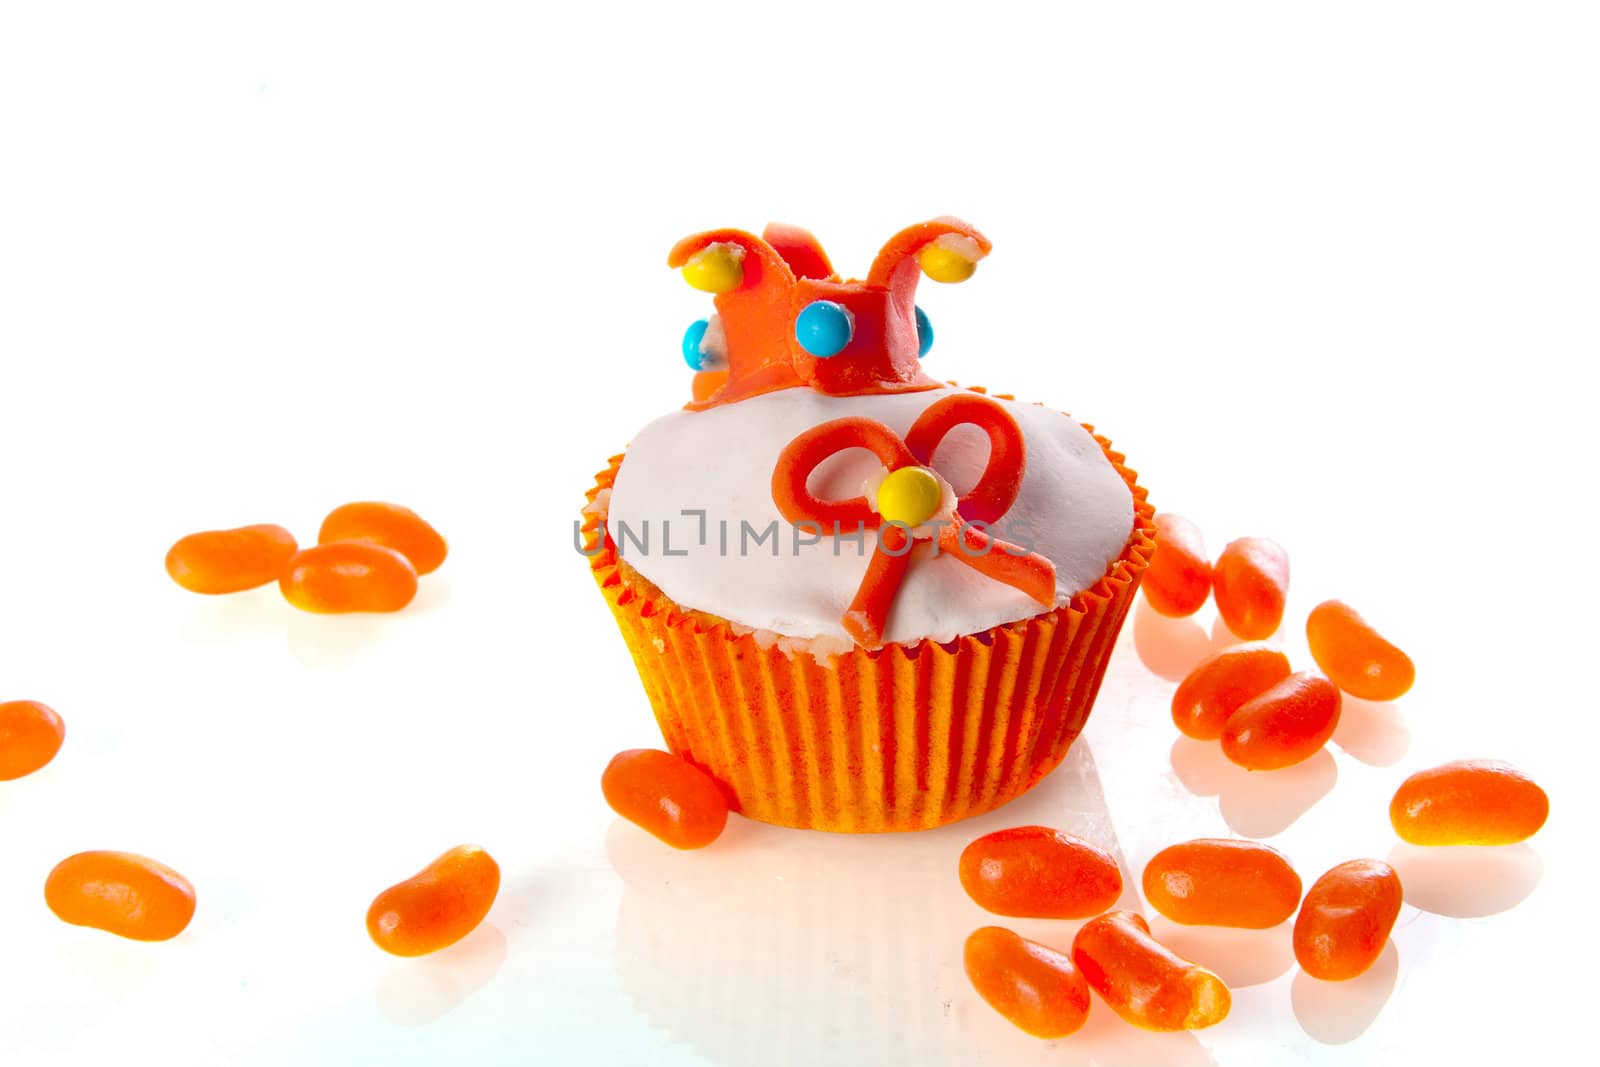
[605,387,1135,646]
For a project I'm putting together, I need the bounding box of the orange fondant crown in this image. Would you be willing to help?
[670,217,991,410]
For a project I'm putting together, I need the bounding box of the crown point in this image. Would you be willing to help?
[795,300,854,358]
[918,234,982,284]
[682,242,746,293]
[877,466,944,527]
[915,306,934,357]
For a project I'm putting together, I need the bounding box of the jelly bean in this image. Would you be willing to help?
[959,825,1123,919]
[1212,537,1289,639]
[1072,910,1231,1031]
[279,542,418,614]
[1171,643,1291,741]
[681,242,745,293]
[1293,859,1402,980]
[964,926,1091,1038]
[602,749,729,849]
[165,523,298,595]
[0,699,65,780]
[1389,760,1548,845]
[1143,513,1211,617]
[318,501,448,576]
[1221,672,1341,770]
[1305,599,1415,701]
[914,305,933,357]
[367,844,500,957]
[919,234,981,283]
[45,851,196,941]
[794,300,854,357]
[876,466,943,527]
[681,319,711,369]
[682,315,728,372]
[1142,839,1301,928]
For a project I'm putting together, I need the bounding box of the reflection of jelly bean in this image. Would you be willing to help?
[1072,910,1231,1031]
[1142,839,1301,928]
[165,524,298,595]
[1171,643,1291,740]
[280,543,418,614]
[45,851,196,941]
[1306,600,1415,701]
[1293,859,1402,980]
[959,825,1122,918]
[318,501,448,575]
[1212,537,1289,639]
[965,926,1091,1038]
[368,845,500,957]
[1221,672,1341,770]
[1144,513,1211,617]
[1389,760,1548,845]
[602,749,729,849]
[0,699,65,780]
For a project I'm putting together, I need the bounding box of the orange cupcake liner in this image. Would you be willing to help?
[583,399,1155,833]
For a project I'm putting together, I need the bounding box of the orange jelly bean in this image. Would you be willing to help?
[1142,839,1301,928]
[1305,599,1415,701]
[959,825,1123,918]
[602,749,729,849]
[1212,537,1289,639]
[45,851,196,941]
[367,844,500,957]
[318,501,448,576]
[1293,859,1402,980]
[279,542,418,613]
[0,699,66,780]
[165,523,298,595]
[1221,672,1341,770]
[1143,513,1212,617]
[1072,910,1231,1031]
[1389,760,1548,845]
[964,926,1091,1038]
[1171,643,1292,740]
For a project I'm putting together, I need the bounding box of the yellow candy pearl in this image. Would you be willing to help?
[918,239,979,284]
[682,243,746,293]
[876,466,944,527]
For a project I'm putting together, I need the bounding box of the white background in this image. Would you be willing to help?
[2,2,1596,1064]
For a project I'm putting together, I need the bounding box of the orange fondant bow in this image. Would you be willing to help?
[770,393,1057,648]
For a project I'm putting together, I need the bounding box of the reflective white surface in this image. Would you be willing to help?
[1,2,1594,1063]
[0,571,1578,1065]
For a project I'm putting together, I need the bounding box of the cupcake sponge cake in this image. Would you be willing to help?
[583,218,1154,831]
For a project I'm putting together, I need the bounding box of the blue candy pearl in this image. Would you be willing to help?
[681,319,711,370]
[915,305,933,357]
[794,300,853,358]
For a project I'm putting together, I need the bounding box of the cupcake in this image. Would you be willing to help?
[582,218,1154,832]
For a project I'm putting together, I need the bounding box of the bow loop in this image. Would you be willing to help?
[769,394,1056,648]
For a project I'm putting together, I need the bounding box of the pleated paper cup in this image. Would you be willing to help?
[582,418,1154,833]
